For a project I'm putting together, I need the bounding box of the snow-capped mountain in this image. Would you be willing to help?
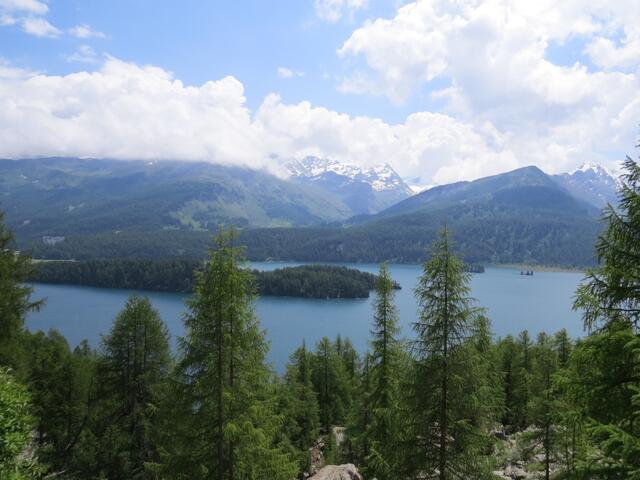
[554,161,621,209]
[285,156,413,215]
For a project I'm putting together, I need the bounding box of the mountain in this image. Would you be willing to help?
[21,164,602,267]
[0,157,354,239]
[553,161,620,209]
[236,166,601,267]
[285,156,413,215]
[371,165,599,220]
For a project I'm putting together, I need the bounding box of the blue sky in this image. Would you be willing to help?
[1,0,639,186]
[2,1,414,121]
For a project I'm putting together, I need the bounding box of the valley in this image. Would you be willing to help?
[2,157,618,268]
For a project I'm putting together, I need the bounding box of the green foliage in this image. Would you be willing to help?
[0,211,42,370]
[361,264,402,480]
[0,368,37,479]
[277,341,321,469]
[171,228,297,479]
[407,228,491,479]
[311,337,353,432]
[30,259,397,299]
[255,265,399,299]
[95,296,171,479]
[574,156,640,331]
[23,330,93,473]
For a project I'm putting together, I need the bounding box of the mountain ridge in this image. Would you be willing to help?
[285,156,413,215]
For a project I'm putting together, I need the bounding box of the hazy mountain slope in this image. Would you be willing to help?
[553,161,620,209]
[20,164,602,267]
[8,160,606,267]
[370,165,598,220]
[0,158,358,239]
[286,156,413,215]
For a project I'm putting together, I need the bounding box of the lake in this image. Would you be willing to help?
[27,263,586,372]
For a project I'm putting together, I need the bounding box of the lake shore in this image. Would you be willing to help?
[493,263,587,274]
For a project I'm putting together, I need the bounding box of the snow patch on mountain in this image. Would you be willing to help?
[555,161,621,209]
[286,156,412,194]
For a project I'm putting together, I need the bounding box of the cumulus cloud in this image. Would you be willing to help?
[21,16,61,37]
[336,0,640,176]
[66,45,99,64]
[0,56,524,186]
[277,67,304,78]
[68,24,106,39]
[0,0,47,15]
[315,0,367,23]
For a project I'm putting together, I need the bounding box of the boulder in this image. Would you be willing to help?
[308,464,363,480]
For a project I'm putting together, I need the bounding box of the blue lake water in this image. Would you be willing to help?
[27,263,586,372]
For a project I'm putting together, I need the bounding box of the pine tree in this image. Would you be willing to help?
[409,227,487,479]
[173,228,296,480]
[365,264,401,480]
[97,296,171,479]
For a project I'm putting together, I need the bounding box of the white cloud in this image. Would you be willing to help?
[68,24,106,39]
[0,0,47,15]
[315,0,368,23]
[0,51,637,187]
[0,56,522,186]
[0,13,15,24]
[21,16,61,37]
[277,67,304,78]
[0,58,266,169]
[585,35,640,70]
[335,0,640,176]
[66,45,99,64]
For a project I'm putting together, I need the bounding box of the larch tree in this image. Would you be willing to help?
[365,263,401,480]
[174,228,296,480]
[409,227,487,479]
[569,153,640,476]
[98,296,171,479]
[0,211,42,370]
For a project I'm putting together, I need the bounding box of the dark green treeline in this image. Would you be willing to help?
[1,156,640,479]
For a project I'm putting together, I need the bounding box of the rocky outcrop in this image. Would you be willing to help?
[308,437,326,476]
[308,464,363,480]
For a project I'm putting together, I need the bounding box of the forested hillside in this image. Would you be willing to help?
[6,159,603,268]
[0,157,352,234]
[1,156,639,479]
[29,260,400,299]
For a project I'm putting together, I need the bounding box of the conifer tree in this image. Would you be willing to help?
[174,228,296,480]
[409,227,487,479]
[97,296,171,479]
[517,330,533,428]
[528,333,558,480]
[0,211,42,370]
[278,340,320,468]
[365,264,401,480]
[311,337,352,434]
[568,153,640,476]
[466,315,503,430]
[575,155,640,331]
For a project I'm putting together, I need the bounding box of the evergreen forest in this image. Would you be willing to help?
[1,156,640,479]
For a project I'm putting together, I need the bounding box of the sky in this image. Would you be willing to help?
[1,0,640,187]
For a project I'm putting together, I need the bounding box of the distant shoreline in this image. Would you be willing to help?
[492,263,587,274]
